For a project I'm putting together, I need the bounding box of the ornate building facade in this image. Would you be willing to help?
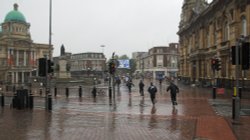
[0,4,52,90]
[178,0,250,88]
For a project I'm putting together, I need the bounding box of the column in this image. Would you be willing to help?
[15,72,18,84]
[22,72,24,84]
[24,50,27,66]
[11,72,14,84]
[16,50,19,66]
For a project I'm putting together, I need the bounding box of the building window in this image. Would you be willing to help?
[157,49,163,53]
[156,55,163,67]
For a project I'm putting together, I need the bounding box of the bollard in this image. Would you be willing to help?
[66,87,69,97]
[29,93,33,109]
[232,96,240,120]
[1,94,4,107]
[109,86,112,99]
[48,94,52,111]
[12,93,17,108]
[239,87,242,109]
[25,89,29,108]
[54,87,57,97]
[232,96,235,119]
[212,87,216,99]
[239,87,242,99]
[79,86,82,98]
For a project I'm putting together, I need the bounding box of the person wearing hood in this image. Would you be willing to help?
[167,82,179,106]
[147,82,157,105]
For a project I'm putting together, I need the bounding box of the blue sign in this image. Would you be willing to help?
[118,59,130,69]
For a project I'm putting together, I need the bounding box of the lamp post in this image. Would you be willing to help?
[45,0,52,111]
[49,0,52,60]
[100,45,105,54]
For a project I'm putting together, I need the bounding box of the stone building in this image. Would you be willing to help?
[69,52,106,79]
[178,0,250,88]
[0,4,52,90]
[134,43,179,79]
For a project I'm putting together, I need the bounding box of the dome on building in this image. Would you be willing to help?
[4,3,26,23]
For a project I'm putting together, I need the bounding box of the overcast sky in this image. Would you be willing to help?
[0,0,203,58]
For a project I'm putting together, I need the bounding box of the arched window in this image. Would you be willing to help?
[241,16,247,36]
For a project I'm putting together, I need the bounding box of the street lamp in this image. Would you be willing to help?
[100,45,105,54]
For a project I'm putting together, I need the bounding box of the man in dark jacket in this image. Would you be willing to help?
[139,80,145,96]
[148,82,157,105]
[167,82,179,106]
[92,86,97,98]
[126,79,134,93]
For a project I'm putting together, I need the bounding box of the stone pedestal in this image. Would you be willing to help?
[58,59,71,79]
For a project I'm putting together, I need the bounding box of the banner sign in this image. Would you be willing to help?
[118,59,130,69]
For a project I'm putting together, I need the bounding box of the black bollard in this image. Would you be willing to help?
[109,86,112,99]
[232,96,235,119]
[29,93,33,109]
[54,87,57,97]
[24,89,29,108]
[12,93,17,108]
[239,87,242,99]
[48,94,52,111]
[1,94,4,107]
[66,87,69,97]
[79,86,82,98]
[212,87,216,99]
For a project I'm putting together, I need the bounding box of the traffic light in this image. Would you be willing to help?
[47,60,54,73]
[38,58,46,76]
[211,58,216,71]
[215,58,221,71]
[109,61,116,74]
[242,42,250,70]
[211,58,221,71]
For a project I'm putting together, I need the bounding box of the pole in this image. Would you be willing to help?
[45,56,48,110]
[213,69,216,99]
[108,74,112,99]
[233,37,242,121]
[49,0,52,60]
[112,73,115,99]
[111,53,115,100]
[45,0,53,110]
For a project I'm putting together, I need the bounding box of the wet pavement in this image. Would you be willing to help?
[0,79,250,140]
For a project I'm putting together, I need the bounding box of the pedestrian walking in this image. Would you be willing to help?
[139,80,145,96]
[147,82,157,105]
[116,76,121,89]
[167,82,179,106]
[92,86,97,98]
[126,79,134,93]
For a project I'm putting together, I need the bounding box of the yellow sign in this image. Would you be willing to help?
[233,87,237,96]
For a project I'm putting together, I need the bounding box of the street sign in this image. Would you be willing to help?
[216,88,225,94]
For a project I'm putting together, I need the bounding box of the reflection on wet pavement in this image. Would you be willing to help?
[0,80,244,140]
